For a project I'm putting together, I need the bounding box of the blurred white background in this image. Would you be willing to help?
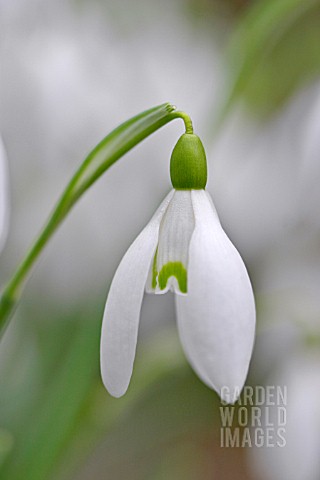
[1,0,320,479]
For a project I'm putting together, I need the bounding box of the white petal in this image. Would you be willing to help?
[100,190,174,397]
[146,190,195,295]
[0,137,9,253]
[176,190,256,403]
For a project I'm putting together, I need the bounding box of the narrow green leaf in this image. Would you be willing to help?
[218,0,320,120]
[0,319,99,480]
[0,102,180,335]
[65,103,177,203]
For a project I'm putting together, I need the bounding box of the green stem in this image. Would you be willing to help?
[171,111,194,134]
[0,103,192,336]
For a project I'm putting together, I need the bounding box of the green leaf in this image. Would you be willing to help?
[219,0,320,119]
[0,102,180,335]
[0,318,99,480]
[65,103,176,203]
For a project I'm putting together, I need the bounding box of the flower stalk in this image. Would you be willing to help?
[0,103,192,337]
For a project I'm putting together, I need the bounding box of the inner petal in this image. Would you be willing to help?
[146,190,195,295]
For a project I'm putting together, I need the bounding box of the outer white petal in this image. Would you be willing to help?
[176,190,256,404]
[0,137,9,252]
[100,190,174,398]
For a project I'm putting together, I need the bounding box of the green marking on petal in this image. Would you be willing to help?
[158,262,187,294]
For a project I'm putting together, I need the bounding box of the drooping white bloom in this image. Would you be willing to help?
[100,188,256,403]
[0,137,9,253]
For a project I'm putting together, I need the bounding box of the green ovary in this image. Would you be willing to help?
[153,258,187,294]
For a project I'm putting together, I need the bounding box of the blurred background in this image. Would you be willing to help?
[1,0,320,478]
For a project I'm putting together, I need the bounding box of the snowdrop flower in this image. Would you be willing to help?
[0,137,9,253]
[100,133,256,403]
